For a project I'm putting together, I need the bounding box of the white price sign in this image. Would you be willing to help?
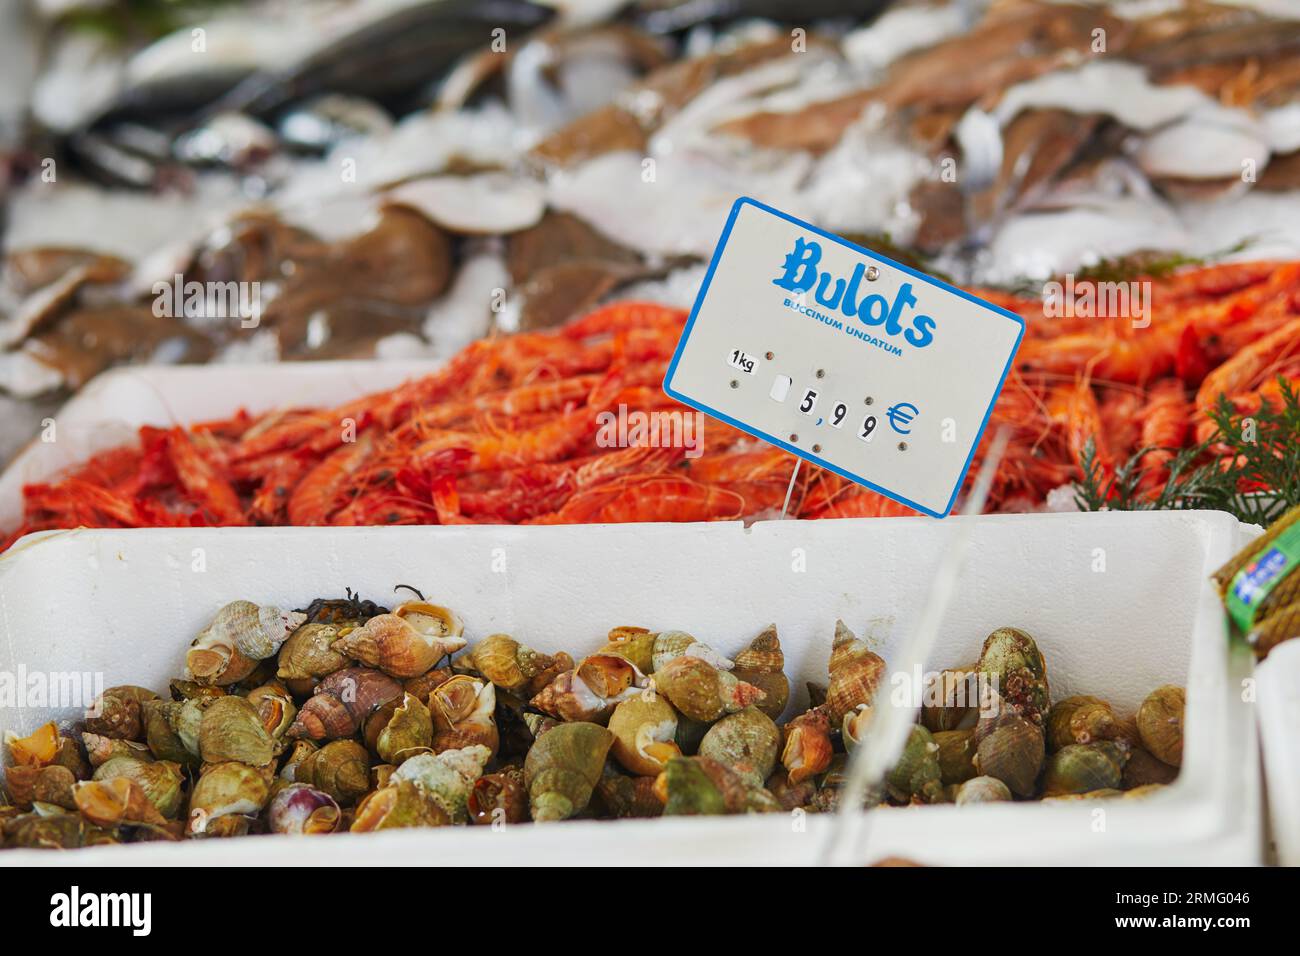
[663,198,1024,517]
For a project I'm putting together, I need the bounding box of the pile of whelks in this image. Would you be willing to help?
[0,592,1185,848]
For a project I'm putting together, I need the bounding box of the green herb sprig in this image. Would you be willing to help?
[1074,376,1300,525]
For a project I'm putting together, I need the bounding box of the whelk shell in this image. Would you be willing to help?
[954,775,1012,805]
[467,767,528,826]
[74,778,168,828]
[267,783,342,835]
[351,779,449,831]
[198,695,276,767]
[524,721,613,822]
[781,706,834,785]
[826,620,887,725]
[608,696,680,776]
[976,627,1049,726]
[597,627,655,674]
[885,725,944,805]
[333,600,467,678]
[288,667,403,741]
[460,633,559,694]
[84,686,158,741]
[430,675,499,756]
[391,744,492,824]
[699,707,780,789]
[292,739,370,807]
[376,692,434,765]
[92,756,184,819]
[731,624,789,719]
[651,656,763,723]
[187,762,272,837]
[276,622,350,683]
[1136,684,1184,767]
[188,601,305,684]
[1042,741,1129,797]
[972,707,1045,798]
[651,630,733,672]
[1046,695,1120,751]
[530,653,647,723]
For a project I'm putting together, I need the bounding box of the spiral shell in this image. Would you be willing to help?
[430,675,499,756]
[5,764,77,810]
[921,663,979,732]
[84,686,158,741]
[932,728,977,786]
[524,721,613,822]
[5,721,61,766]
[651,630,733,672]
[141,699,199,767]
[595,764,664,819]
[655,755,780,816]
[392,745,492,824]
[1136,685,1184,767]
[826,621,887,725]
[334,601,467,678]
[597,627,656,674]
[351,779,450,831]
[189,601,305,684]
[1047,695,1121,752]
[1122,745,1180,789]
[841,704,873,752]
[781,706,834,785]
[886,725,944,804]
[267,783,342,835]
[460,633,559,694]
[531,654,647,723]
[196,695,275,767]
[92,756,185,819]
[976,627,1049,725]
[608,696,680,776]
[955,775,1012,805]
[245,682,297,741]
[74,777,168,828]
[376,692,434,765]
[1042,741,1129,796]
[288,667,403,741]
[972,707,1045,798]
[276,622,350,683]
[293,739,370,807]
[467,767,529,826]
[731,625,790,719]
[699,707,780,789]
[651,656,763,723]
[187,762,272,836]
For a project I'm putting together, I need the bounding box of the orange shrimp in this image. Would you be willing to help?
[165,428,247,526]
[677,447,794,483]
[528,475,745,524]
[1098,388,1145,462]
[288,432,377,525]
[1137,378,1190,495]
[1045,377,1111,476]
[248,453,316,524]
[806,488,916,519]
[1194,314,1300,441]
[558,302,687,339]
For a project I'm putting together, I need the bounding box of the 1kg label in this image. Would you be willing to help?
[663,197,1024,517]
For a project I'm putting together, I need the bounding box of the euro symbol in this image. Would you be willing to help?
[886,402,918,435]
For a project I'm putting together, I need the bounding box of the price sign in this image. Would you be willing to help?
[663,197,1024,517]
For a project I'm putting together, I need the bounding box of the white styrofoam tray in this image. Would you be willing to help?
[1256,639,1300,865]
[0,510,1259,865]
[0,361,438,530]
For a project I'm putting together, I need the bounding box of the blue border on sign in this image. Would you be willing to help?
[662,196,1027,519]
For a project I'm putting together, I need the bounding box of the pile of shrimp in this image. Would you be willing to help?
[5,260,1299,546]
